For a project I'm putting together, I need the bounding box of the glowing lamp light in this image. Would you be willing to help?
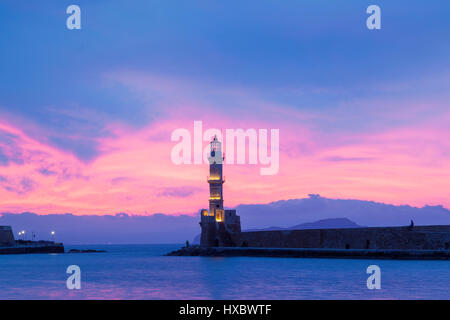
[215,210,224,222]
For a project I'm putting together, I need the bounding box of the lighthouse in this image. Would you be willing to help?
[208,136,224,221]
[200,136,241,247]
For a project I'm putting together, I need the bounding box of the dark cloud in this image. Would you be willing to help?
[37,168,57,176]
[0,149,9,166]
[323,156,376,162]
[111,177,134,185]
[0,177,37,195]
[48,136,99,162]
[19,178,36,193]
[157,187,201,198]
[0,130,25,166]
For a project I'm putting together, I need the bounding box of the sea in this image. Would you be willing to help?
[0,244,448,300]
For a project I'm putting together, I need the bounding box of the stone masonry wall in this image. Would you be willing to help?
[230,226,450,250]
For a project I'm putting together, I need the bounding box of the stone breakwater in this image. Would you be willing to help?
[167,246,450,260]
[0,243,64,254]
[228,226,450,250]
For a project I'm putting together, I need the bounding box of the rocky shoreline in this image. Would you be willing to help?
[0,243,107,255]
[67,249,107,253]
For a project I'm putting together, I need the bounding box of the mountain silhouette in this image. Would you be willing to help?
[247,217,364,231]
[193,217,363,244]
[1,195,449,244]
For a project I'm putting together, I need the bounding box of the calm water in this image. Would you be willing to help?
[0,244,448,300]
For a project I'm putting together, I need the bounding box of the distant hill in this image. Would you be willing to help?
[246,218,364,232]
[2,194,449,244]
[235,194,450,230]
[290,217,363,230]
[193,217,363,244]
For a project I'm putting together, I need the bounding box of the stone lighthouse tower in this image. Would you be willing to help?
[200,136,241,247]
[208,136,224,221]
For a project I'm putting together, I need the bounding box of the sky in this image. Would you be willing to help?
[0,0,449,216]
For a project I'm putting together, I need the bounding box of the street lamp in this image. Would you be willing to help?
[18,230,26,240]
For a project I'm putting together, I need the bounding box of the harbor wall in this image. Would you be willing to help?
[229,225,450,250]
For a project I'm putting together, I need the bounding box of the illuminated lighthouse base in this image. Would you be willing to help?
[199,136,241,247]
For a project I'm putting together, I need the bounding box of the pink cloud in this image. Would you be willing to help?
[0,109,449,216]
[1,72,449,215]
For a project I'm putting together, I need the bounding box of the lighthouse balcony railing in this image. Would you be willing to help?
[207,176,225,183]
